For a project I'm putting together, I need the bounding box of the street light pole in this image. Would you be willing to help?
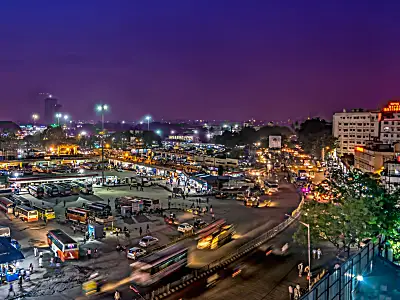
[286,215,311,291]
[97,104,108,185]
[300,221,312,291]
[145,116,151,131]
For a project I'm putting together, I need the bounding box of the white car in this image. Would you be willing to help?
[127,247,146,260]
[177,223,193,233]
[138,236,159,247]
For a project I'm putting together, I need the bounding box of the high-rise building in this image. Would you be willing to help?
[333,109,379,155]
[44,95,61,124]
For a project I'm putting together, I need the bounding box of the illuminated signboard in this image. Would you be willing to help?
[382,102,400,113]
[355,146,364,152]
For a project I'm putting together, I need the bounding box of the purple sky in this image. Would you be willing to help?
[2,0,400,122]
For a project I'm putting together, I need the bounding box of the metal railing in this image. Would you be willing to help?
[300,240,381,300]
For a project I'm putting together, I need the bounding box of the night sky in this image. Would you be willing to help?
[2,0,400,122]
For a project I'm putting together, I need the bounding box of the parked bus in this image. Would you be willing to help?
[83,202,111,217]
[28,185,44,198]
[14,205,38,222]
[197,224,235,250]
[142,199,160,212]
[33,204,56,221]
[130,244,188,286]
[65,207,89,224]
[0,197,14,214]
[68,183,81,195]
[0,188,13,197]
[76,181,93,194]
[44,184,59,197]
[54,183,71,196]
[47,229,79,261]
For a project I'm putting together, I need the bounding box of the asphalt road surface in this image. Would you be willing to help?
[165,225,307,300]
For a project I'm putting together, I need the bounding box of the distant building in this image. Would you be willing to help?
[353,142,399,173]
[44,96,61,124]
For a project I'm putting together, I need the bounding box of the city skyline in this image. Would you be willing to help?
[2,1,400,122]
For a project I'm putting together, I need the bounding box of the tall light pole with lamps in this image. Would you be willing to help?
[286,214,311,291]
[55,113,62,126]
[63,115,69,125]
[32,114,39,125]
[97,104,109,185]
[145,116,151,131]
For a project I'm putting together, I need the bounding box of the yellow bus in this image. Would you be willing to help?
[15,205,38,222]
[33,205,56,221]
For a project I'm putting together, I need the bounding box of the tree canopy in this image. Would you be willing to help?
[214,125,293,147]
[295,167,400,259]
[297,118,336,158]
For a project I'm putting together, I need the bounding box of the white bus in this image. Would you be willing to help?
[130,244,188,286]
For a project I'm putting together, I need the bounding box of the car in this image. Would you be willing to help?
[127,247,146,260]
[138,236,159,247]
[177,223,193,233]
[193,219,207,229]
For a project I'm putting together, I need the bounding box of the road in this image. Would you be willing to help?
[165,225,307,300]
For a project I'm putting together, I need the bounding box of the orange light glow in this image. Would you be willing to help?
[383,102,400,113]
[355,146,364,152]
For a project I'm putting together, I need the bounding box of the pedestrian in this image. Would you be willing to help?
[34,246,38,257]
[298,262,304,277]
[212,213,215,221]
[288,285,294,300]
[293,286,300,299]
[73,225,76,234]
[114,290,121,300]
[39,256,43,268]
[63,200,66,207]
[139,227,143,236]
[108,199,110,205]
[29,263,33,274]
[296,284,301,297]
[304,265,310,279]
[8,282,15,297]
[146,224,150,234]
[87,248,92,259]
[317,248,322,259]
[44,216,47,225]
[312,249,317,259]
[50,257,54,266]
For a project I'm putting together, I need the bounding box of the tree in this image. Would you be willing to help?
[296,166,400,259]
[297,118,336,158]
[294,197,374,256]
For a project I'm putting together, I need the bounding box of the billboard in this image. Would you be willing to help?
[269,135,282,149]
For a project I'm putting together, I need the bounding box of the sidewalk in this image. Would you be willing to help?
[266,242,340,300]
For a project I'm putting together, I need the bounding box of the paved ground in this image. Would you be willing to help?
[0,171,301,299]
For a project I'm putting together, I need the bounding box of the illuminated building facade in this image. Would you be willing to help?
[333,109,379,155]
[353,142,400,173]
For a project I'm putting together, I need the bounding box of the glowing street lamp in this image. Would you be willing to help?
[145,115,151,131]
[80,131,87,136]
[32,114,39,125]
[193,130,198,134]
[156,130,162,135]
[171,130,175,134]
[55,113,62,126]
